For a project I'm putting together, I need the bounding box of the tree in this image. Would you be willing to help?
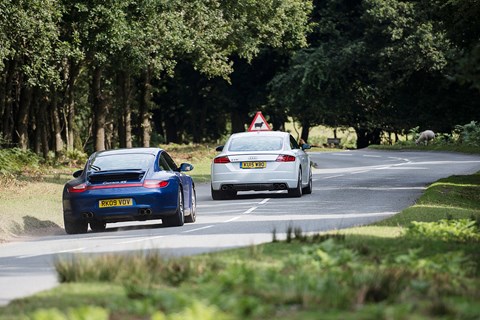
[0,0,62,151]
[269,0,475,147]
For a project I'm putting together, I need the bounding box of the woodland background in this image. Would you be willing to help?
[0,0,479,156]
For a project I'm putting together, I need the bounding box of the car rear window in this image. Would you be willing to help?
[89,153,154,171]
[228,136,283,151]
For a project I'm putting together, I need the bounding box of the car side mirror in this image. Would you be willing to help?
[179,163,194,172]
[301,144,311,150]
[215,145,224,152]
[73,170,83,178]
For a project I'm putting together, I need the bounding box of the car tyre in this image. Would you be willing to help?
[64,214,88,234]
[185,187,196,223]
[288,169,303,198]
[163,187,185,227]
[90,220,106,232]
[302,169,313,194]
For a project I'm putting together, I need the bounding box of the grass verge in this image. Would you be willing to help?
[1,171,479,319]
[0,173,68,243]
[369,143,480,154]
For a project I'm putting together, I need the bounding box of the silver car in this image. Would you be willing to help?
[211,131,312,200]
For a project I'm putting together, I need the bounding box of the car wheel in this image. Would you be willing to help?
[302,169,313,194]
[288,169,303,198]
[64,214,88,234]
[185,187,196,223]
[211,186,237,200]
[90,220,106,232]
[163,187,185,227]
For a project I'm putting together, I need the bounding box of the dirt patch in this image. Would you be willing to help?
[0,216,65,243]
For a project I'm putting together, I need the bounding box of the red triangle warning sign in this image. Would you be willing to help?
[248,111,271,131]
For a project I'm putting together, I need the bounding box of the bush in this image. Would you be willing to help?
[455,121,480,146]
[0,148,42,175]
[404,219,480,242]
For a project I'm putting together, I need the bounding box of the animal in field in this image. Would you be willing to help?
[416,130,435,145]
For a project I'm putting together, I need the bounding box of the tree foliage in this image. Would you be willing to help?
[0,0,478,154]
[269,0,480,147]
[0,0,312,154]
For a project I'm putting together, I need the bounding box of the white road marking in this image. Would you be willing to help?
[316,186,426,191]
[182,225,214,233]
[243,207,257,214]
[363,155,382,158]
[119,235,165,244]
[17,247,86,259]
[379,167,426,170]
[323,174,345,179]
[197,201,261,208]
[259,198,270,205]
[223,216,242,223]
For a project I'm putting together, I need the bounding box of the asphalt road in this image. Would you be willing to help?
[1,149,480,306]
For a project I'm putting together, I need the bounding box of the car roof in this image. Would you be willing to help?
[94,147,162,157]
[228,131,290,139]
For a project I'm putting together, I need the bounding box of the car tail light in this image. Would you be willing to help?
[214,156,230,164]
[68,183,87,193]
[276,155,296,162]
[143,180,169,188]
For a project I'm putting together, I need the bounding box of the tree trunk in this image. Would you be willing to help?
[38,90,49,159]
[231,111,245,133]
[139,67,152,147]
[92,66,107,151]
[65,60,80,151]
[2,60,17,143]
[270,112,286,131]
[354,127,382,148]
[16,84,32,150]
[370,128,382,145]
[191,99,200,143]
[0,65,5,135]
[165,117,179,143]
[117,70,132,148]
[51,86,64,157]
[31,88,41,154]
[300,120,310,143]
[355,127,369,149]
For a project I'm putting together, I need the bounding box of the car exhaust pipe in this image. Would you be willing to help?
[139,208,152,215]
[221,185,230,191]
[82,212,94,218]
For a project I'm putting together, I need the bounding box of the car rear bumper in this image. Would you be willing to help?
[219,183,290,191]
[63,186,178,223]
[211,171,298,190]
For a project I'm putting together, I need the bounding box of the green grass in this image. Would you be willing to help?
[1,169,479,319]
[375,172,480,226]
[0,174,68,243]
[369,142,480,154]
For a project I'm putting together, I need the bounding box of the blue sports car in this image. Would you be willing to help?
[62,148,196,234]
